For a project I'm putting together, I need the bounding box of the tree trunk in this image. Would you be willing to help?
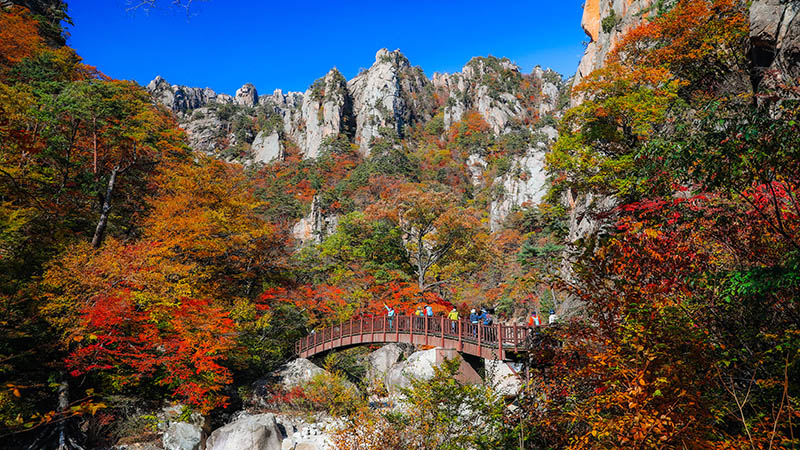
[91,165,119,249]
[56,379,69,450]
[417,233,426,291]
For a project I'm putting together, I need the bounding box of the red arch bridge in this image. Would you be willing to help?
[295,315,538,361]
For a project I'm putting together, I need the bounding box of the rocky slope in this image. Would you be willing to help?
[147,49,567,236]
[572,0,660,104]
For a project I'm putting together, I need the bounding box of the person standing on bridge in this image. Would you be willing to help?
[424,304,434,331]
[469,309,479,336]
[528,311,540,327]
[384,304,395,330]
[448,307,459,333]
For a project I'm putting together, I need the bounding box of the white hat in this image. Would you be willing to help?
[470,309,476,313]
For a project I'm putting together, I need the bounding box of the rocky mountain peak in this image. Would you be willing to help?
[147,75,169,91]
[462,56,520,79]
[346,48,431,155]
[373,48,410,69]
[235,83,258,107]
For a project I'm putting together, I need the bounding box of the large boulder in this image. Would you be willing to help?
[485,360,523,397]
[267,358,326,391]
[366,343,407,385]
[206,414,282,450]
[162,422,202,450]
[384,347,481,393]
[385,347,438,391]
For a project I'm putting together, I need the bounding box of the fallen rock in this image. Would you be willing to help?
[162,422,202,450]
[270,358,326,390]
[485,360,523,397]
[206,413,282,450]
[366,343,409,386]
[277,413,339,450]
[384,347,481,393]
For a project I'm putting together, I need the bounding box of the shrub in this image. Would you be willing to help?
[602,9,619,33]
[303,370,364,417]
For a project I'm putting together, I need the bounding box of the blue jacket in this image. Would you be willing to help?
[469,313,478,323]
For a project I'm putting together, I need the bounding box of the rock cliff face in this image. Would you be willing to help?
[749,0,800,94]
[573,0,800,99]
[295,69,351,158]
[573,0,659,105]
[347,49,434,155]
[566,0,800,254]
[433,58,561,133]
[146,48,569,238]
[147,49,563,162]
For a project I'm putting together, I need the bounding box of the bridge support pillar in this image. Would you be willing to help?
[436,348,482,385]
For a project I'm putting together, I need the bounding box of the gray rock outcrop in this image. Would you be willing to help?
[235,83,258,107]
[347,48,434,155]
[268,358,326,390]
[291,196,339,246]
[384,347,481,393]
[489,149,549,231]
[147,76,232,113]
[146,49,567,232]
[749,0,800,92]
[366,343,408,386]
[206,414,282,450]
[572,0,658,104]
[162,422,202,450]
[293,69,351,158]
[251,131,282,163]
[433,58,562,133]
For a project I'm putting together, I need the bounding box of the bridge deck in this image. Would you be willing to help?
[295,315,538,360]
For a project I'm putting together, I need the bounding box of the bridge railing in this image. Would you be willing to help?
[295,315,540,359]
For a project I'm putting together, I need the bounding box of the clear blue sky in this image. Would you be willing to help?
[67,0,588,95]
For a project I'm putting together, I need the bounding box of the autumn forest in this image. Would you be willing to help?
[0,0,798,449]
